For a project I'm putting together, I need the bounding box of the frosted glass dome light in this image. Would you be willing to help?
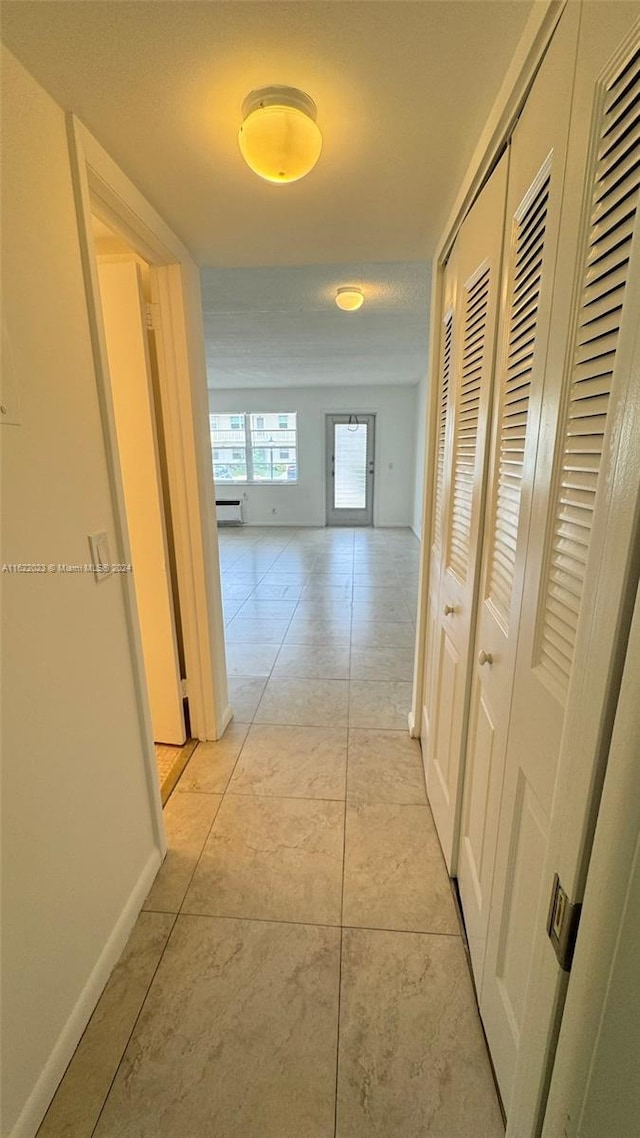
[238,86,322,184]
[336,287,365,312]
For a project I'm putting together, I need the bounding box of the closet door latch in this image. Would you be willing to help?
[547,873,581,972]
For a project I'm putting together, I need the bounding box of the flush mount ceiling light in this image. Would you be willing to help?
[238,86,322,184]
[335,287,365,312]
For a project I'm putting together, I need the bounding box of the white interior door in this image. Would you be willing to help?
[478,8,640,1124]
[423,151,509,870]
[326,414,375,526]
[421,278,455,812]
[457,3,580,990]
[98,257,186,745]
[542,569,640,1138]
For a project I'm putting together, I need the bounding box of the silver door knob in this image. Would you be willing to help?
[478,650,493,666]
[444,604,455,615]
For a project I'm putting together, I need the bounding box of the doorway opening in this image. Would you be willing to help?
[91,215,193,801]
[325,413,375,526]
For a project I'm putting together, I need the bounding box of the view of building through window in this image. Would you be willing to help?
[210,413,298,483]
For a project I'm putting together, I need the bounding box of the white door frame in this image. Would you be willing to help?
[67,118,231,844]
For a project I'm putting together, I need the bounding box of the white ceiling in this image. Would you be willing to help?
[3,2,533,392]
[2,0,534,267]
[202,262,431,388]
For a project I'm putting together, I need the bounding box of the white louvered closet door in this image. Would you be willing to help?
[421,260,456,791]
[479,7,640,1129]
[457,4,580,997]
[424,151,508,870]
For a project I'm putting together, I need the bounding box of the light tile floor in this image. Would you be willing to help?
[37,527,504,1138]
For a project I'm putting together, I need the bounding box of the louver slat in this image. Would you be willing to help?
[448,268,490,582]
[539,47,640,696]
[602,72,640,135]
[487,172,551,627]
[434,313,453,550]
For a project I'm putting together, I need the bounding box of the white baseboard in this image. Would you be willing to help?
[420,705,430,779]
[9,846,163,1138]
[411,524,422,541]
[244,520,323,528]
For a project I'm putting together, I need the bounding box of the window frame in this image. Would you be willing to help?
[210,412,298,485]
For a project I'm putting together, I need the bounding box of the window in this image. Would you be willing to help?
[210,413,248,481]
[209,412,297,483]
[249,413,297,482]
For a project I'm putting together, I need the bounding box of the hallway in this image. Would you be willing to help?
[37,528,503,1138]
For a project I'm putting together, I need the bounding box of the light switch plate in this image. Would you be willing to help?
[88,531,112,582]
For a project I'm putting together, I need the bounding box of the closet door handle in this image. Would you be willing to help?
[444,604,455,615]
[478,650,493,666]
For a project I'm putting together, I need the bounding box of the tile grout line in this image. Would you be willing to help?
[333,884,345,1135]
[88,910,180,1138]
[341,708,351,931]
[347,549,354,698]
[227,723,418,739]
[174,724,256,917]
[248,571,309,721]
[164,908,463,938]
[213,789,430,807]
[172,794,225,920]
[333,685,351,1138]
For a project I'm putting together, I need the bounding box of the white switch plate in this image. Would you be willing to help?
[88,531,112,582]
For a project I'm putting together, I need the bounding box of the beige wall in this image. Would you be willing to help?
[1,48,161,1137]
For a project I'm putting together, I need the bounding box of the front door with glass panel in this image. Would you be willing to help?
[326,414,375,526]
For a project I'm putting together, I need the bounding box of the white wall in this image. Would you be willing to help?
[412,368,429,537]
[1,49,161,1137]
[208,384,418,527]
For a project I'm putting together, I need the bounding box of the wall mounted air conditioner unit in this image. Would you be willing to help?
[216,499,244,526]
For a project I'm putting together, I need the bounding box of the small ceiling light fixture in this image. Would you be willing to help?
[335,287,365,312]
[238,86,322,184]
